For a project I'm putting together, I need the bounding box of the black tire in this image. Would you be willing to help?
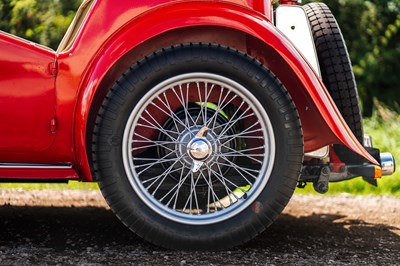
[92,44,303,250]
[304,3,364,163]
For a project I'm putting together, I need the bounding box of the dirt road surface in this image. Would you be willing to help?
[1,189,399,265]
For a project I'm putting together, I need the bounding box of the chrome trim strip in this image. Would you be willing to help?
[0,163,72,169]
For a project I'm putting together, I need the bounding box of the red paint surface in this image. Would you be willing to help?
[0,0,377,181]
[0,33,56,154]
[0,167,79,180]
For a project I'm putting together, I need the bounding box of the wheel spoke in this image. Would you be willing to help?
[217,145,265,164]
[215,162,260,174]
[217,155,259,182]
[147,159,183,195]
[202,83,216,128]
[195,82,205,126]
[141,110,178,141]
[198,169,223,211]
[172,169,192,210]
[204,163,246,195]
[209,86,226,131]
[170,84,196,131]
[161,167,190,206]
[155,93,178,121]
[218,128,264,140]
[217,124,263,147]
[131,134,185,151]
[211,112,255,131]
[144,163,182,191]
[153,93,190,133]
[148,101,183,133]
[132,143,174,153]
[141,165,183,185]
[214,106,252,142]
[181,171,203,214]
[184,83,198,128]
[214,161,235,207]
[134,150,177,174]
[214,100,246,135]
[220,145,265,154]
[207,90,238,131]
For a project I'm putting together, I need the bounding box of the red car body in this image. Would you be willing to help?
[0,0,378,182]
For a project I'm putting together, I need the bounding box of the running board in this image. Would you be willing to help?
[0,163,79,180]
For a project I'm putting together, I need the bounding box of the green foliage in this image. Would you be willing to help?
[0,181,98,190]
[302,0,400,116]
[0,0,82,49]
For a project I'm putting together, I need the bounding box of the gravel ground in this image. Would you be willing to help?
[0,189,399,265]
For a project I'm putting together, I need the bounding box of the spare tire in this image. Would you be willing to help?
[304,2,364,163]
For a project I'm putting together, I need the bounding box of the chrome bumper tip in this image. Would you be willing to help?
[380,152,395,176]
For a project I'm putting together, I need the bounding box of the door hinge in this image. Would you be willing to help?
[50,118,58,134]
[49,61,58,77]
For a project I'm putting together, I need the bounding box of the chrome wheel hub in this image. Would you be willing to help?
[186,127,212,173]
[187,137,212,161]
[175,126,220,168]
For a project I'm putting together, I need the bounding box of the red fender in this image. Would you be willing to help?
[64,1,377,181]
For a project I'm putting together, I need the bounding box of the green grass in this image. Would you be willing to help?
[296,102,400,197]
[0,181,99,190]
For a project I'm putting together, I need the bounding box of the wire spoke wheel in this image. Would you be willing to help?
[93,44,303,250]
[123,73,275,225]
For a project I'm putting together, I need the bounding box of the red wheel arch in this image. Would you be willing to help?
[69,2,377,181]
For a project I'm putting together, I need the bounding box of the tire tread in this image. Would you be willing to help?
[304,3,364,162]
[92,43,303,250]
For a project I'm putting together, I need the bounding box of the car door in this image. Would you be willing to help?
[0,32,56,154]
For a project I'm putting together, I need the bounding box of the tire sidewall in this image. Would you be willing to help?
[95,45,302,249]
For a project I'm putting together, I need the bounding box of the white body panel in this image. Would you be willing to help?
[275,5,321,77]
[276,4,328,158]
